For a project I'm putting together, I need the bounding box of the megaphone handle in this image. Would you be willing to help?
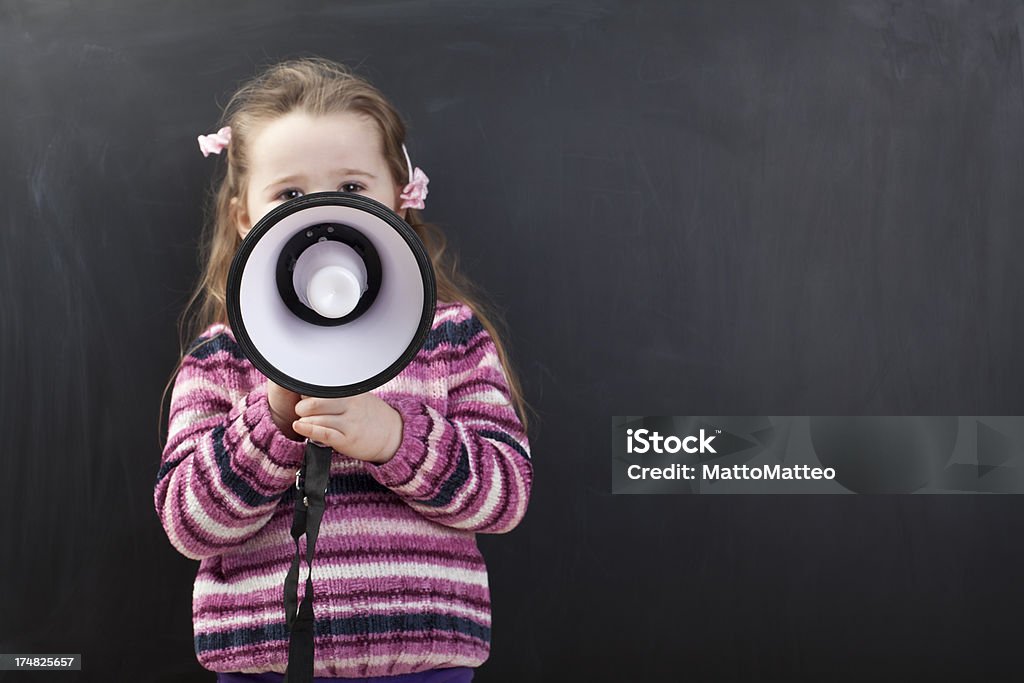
[282,439,333,683]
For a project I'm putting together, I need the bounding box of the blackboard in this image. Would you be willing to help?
[3,1,1024,680]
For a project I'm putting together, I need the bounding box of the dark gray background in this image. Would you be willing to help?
[3,0,1024,680]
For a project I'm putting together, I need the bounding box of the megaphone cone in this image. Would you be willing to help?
[226,191,437,398]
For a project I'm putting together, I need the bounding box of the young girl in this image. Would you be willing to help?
[155,57,533,682]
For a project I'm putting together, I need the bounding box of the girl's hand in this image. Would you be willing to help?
[292,393,404,465]
[267,380,303,441]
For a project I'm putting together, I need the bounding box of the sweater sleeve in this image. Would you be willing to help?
[363,308,533,534]
[154,328,306,560]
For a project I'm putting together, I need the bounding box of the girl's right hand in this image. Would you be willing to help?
[267,380,303,441]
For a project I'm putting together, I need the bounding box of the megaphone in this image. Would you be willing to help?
[226,191,436,397]
[224,191,436,683]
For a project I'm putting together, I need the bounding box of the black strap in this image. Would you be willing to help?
[282,440,333,683]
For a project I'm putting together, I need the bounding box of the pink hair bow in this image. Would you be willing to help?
[399,144,429,210]
[198,126,231,157]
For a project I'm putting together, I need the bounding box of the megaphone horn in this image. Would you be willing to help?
[226,191,437,398]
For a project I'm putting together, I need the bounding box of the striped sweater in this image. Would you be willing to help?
[154,301,533,677]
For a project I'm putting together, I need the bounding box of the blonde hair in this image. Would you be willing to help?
[160,57,533,440]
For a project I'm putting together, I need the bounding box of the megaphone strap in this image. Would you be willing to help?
[282,441,333,683]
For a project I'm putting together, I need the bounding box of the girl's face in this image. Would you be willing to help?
[231,110,404,239]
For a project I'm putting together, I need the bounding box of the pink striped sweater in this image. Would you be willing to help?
[154,301,533,677]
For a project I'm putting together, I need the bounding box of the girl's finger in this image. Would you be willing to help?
[293,420,343,448]
[295,414,346,436]
[295,396,351,417]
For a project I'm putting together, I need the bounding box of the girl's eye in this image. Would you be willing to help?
[278,189,303,201]
[340,182,364,193]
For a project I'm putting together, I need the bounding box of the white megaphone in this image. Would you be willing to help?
[224,191,436,683]
[226,191,436,397]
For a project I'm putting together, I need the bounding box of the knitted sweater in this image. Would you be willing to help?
[154,301,533,677]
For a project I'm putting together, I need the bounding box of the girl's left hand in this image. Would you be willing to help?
[292,393,404,465]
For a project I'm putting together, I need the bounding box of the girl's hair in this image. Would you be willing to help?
[160,57,532,441]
